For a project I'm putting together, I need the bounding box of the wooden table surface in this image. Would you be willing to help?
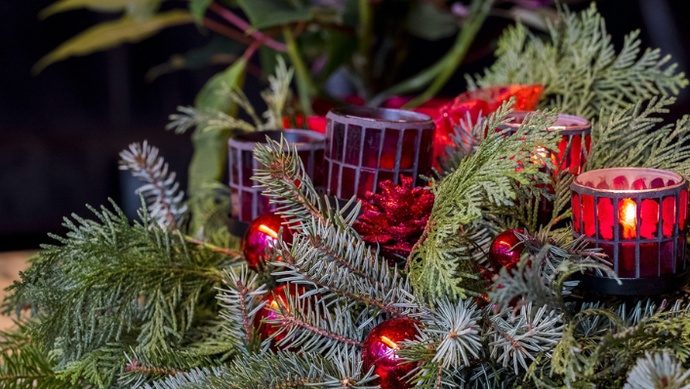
[0,251,31,331]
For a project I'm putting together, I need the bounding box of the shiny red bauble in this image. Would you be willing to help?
[254,284,308,349]
[488,229,525,272]
[361,318,422,389]
[241,212,293,270]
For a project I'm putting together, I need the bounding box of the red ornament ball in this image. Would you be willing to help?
[488,229,525,271]
[362,318,422,389]
[254,284,309,349]
[242,212,293,270]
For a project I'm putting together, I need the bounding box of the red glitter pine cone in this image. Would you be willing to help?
[353,176,434,266]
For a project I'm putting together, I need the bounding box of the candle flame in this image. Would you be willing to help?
[258,224,279,239]
[620,198,637,239]
[380,336,399,350]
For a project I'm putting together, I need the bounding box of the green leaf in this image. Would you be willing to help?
[188,59,247,233]
[39,0,163,19]
[189,0,214,24]
[236,0,313,30]
[406,2,457,41]
[33,10,194,73]
[194,58,247,113]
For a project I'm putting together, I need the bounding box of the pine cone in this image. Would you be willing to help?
[353,176,434,266]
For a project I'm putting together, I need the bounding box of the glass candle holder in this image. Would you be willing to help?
[325,106,435,200]
[228,129,325,223]
[501,111,591,174]
[571,167,689,295]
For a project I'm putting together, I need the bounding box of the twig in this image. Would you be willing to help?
[309,235,386,290]
[132,155,178,230]
[405,219,434,272]
[208,2,287,52]
[203,17,253,45]
[276,311,364,347]
[236,280,254,343]
[184,236,242,257]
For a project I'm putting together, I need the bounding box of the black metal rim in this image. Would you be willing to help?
[577,267,690,296]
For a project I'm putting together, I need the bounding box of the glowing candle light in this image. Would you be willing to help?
[571,168,689,295]
[619,198,637,239]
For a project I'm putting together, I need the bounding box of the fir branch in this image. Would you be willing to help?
[4,201,228,388]
[166,106,255,135]
[119,141,187,229]
[261,56,294,130]
[468,3,688,119]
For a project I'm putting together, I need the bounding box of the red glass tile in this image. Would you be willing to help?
[344,125,363,165]
[313,149,325,187]
[400,130,417,169]
[330,163,340,196]
[378,171,395,185]
[619,243,637,278]
[596,180,609,189]
[651,178,665,188]
[640,199,659,239]
[600,243,615,276]
[358,171,375,199]
[380,129,401,169]
[613,176,629,190]
[661,240,674,275]
[618,198,637,240]
[418,128,434,169]
[678,237,686,272]
[241,190,254,222]
[640,243,658,277]
[680,190,688,231]
[362,128,382,168]
[582,194,596,237]
[597,197,614,240]
[572,193,581,234]
[341,167,356,198]
[662,197,676,238]
[570,135,583,173]
[257,192,272,217]
[332,122,346,162]
[242,150,254,186]
[632,179,647,190]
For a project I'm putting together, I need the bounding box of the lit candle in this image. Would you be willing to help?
[571,167,689,295]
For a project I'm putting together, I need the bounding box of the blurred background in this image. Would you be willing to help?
[1,0,689,251]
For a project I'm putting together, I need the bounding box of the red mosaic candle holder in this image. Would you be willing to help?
[228,129,325,223]
[571,168,689,295]
[325,106,435,200]
[501,111,591,174]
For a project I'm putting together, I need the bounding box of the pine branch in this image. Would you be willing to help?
[624,351,690,389]
[216,265,268,347]
[119,141,187,229]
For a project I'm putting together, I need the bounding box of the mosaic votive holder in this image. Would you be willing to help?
[571,167,689,295]
[501,111,591,174]
[228,129,325,223]
[325,106,435,200]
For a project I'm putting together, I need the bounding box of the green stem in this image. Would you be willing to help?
[357,0,373,94]
[283,28,315,115]
[368,0,493,108]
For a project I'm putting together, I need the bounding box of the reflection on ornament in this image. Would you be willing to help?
[361,318,421,389]
[254,284,309,349]
[241,212,293,270]
[488,229,525,272]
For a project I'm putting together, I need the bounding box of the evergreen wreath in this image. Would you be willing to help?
[3,4,690,389]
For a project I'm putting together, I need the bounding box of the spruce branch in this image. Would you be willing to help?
[119,141,187,229]
[624,351,690,389]
[216,265,268,347]
[488,303,564,374]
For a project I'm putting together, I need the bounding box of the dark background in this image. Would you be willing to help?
[1,0,688,251]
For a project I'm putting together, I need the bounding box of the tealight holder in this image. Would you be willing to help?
[501,111,591,174]
[571,167,689,295]
[325,106,435,200]
[228,129,325,224]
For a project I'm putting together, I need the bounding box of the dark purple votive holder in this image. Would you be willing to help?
[228,129,325,223]
[325,106,435,200]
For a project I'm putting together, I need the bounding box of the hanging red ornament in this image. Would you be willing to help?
[353,176,434,266]
[361,318,422,389]
[432,84,544,168]
[241,212,293,270]
[488,229,525,271]
[254,284,309,349]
